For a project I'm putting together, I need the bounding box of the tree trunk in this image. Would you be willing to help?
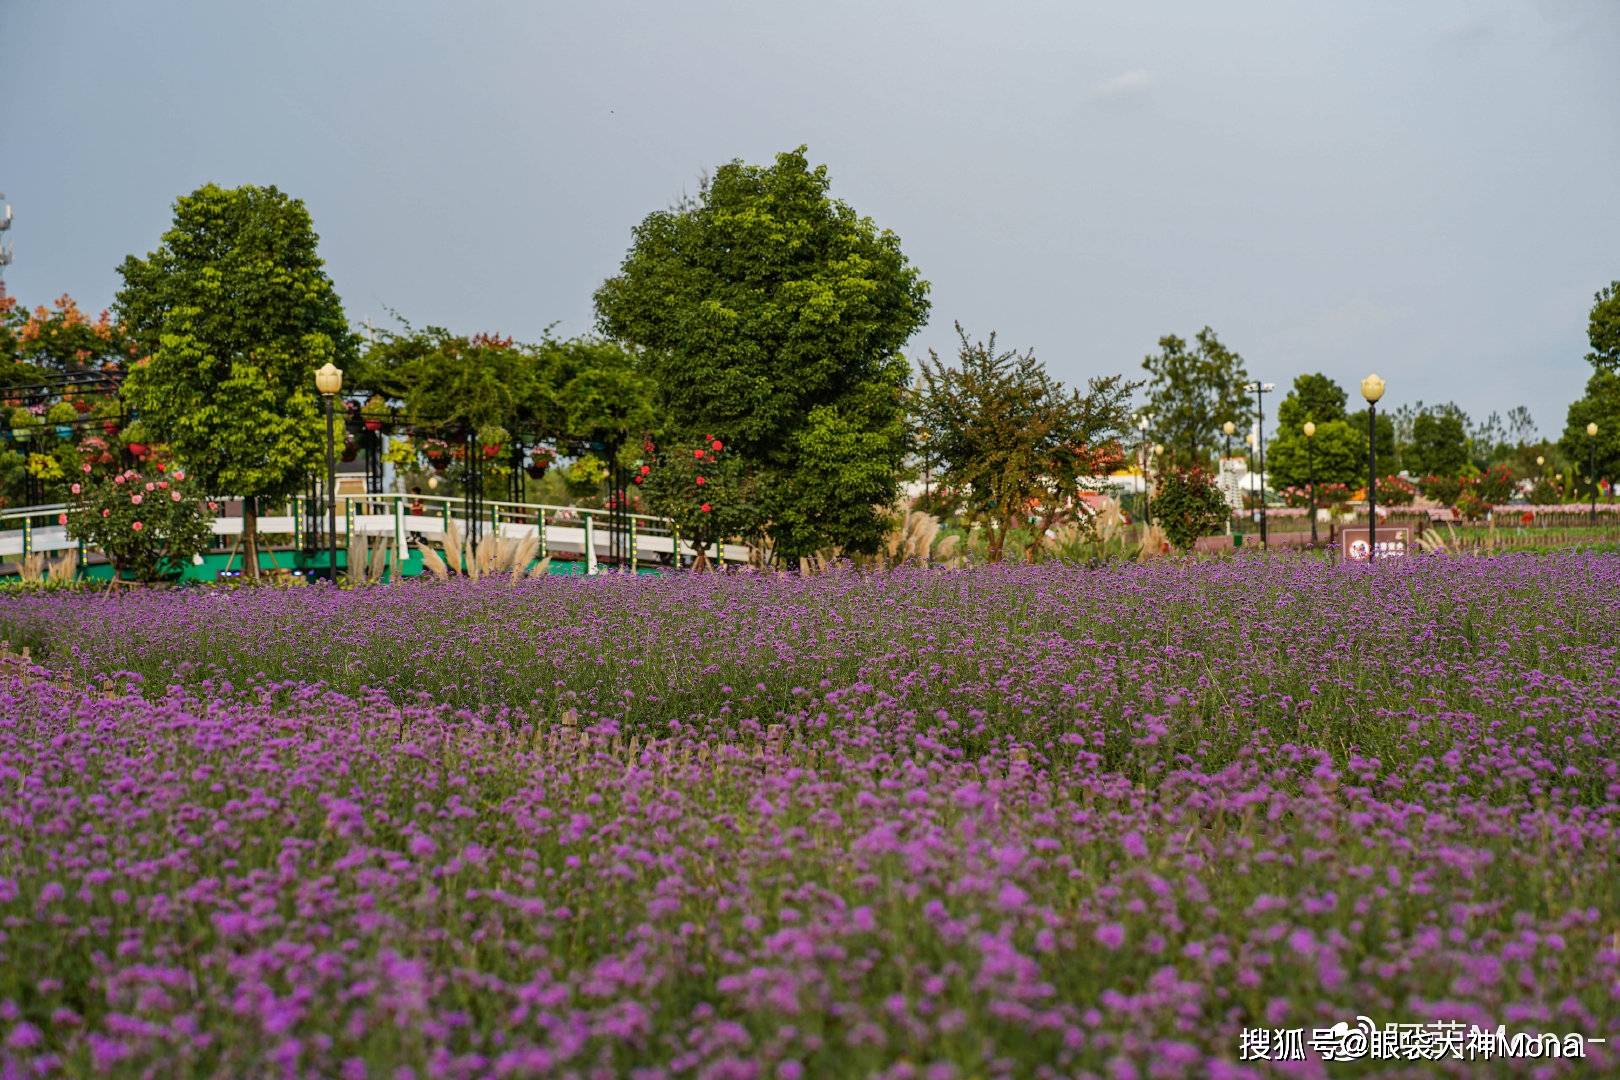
[987,517,1007,563]
[243,496,260,580]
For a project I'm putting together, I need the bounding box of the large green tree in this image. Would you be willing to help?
[1587,280,1620,374]
[594,147,930,561]
[1139,328,1252,468]
[1274,372,1348,431]
[1268,373,1363,487]
[1346,406,1398,474]
[917,324,1134,563]
[115,184,357,576]
[1405,410,1469,478]
[1558,369,1620,495]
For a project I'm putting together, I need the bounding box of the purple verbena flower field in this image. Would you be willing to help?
[0,555,1617,1077]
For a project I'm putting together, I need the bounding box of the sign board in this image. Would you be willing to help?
[1340,526,1411,562]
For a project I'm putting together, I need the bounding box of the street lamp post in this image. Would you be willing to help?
[1304,421,1317,546]
[1588,422,1600,526]
[918,427,931,504]
[1248,382,1275,549]
[1152,443,1164,518]
[315,362,344,581]
[1360,374,1385,563]
[1137,414,1151,523]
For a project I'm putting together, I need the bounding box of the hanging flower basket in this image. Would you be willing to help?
[127,442,149,458]
[341,438,359,463]
[364,418,384,432]
[525,464,549,479]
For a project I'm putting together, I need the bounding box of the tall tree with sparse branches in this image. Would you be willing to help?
[917,324,1136,563]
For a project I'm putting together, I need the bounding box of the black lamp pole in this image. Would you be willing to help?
[1306,426,1318,547]
[324,394,338,580]
[315,362,343,582]
[1589,423,1599,526]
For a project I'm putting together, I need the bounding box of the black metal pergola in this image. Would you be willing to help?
[314,398,641,569]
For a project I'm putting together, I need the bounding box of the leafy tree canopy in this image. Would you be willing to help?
[594,146,930,560]
[918,324,1135,563]
[114,184,355,574]
[1,294,130,387]
[1140,328,1252,468]
[1347,407,1398,474]
[1405,410,1470,478]
[1588,280,1620,374]
[1558,369,1620,490]
[1267,418,1366,489]
[1275,372,1348,431]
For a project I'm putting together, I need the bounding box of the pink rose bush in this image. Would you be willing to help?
[63,466,214,582]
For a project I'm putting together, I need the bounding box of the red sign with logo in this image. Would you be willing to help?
[1341,527,1411,562]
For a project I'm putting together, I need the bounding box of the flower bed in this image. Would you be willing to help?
[0,559,1616,1075]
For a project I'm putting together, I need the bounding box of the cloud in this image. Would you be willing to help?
[1091,69,1155,101]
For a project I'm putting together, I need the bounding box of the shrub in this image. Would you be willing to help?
[641,434,757,567]
[1528,477,1561,506]
[1454,488,1491,521]
[1376,475,1417,506]
[1152,467,1229,550]
[1281,482,1353,509]
[1475,463,1515,505]
[1419,474,1464,506]
[66,465,215,582]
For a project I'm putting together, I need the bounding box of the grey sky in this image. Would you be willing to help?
[3,0,1617,436]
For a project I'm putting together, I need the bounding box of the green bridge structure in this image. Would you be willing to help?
[0,492,752,582]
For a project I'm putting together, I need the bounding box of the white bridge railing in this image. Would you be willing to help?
[0,492,751,570]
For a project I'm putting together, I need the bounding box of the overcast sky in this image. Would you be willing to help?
[3,1,1617,435]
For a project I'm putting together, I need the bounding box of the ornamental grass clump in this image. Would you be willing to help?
[0,556,1615,1075]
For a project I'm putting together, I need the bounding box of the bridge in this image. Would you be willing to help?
[0,492,753,580]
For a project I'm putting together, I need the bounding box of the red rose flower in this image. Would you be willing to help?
[711,440,723,452]
[695,476,705,485]
[700,502,711,513]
